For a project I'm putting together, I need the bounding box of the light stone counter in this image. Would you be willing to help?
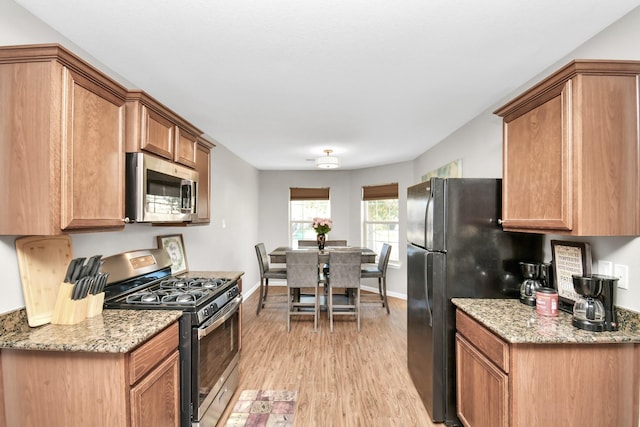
[452,298,640,344]
[0,309,182,353]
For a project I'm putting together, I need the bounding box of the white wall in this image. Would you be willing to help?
[1,1,639,314]
[413,6,640,313]
[0,1,261,314]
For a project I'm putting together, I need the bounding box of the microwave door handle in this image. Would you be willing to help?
[180,179,194,213]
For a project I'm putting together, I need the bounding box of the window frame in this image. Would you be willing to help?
[289,187,331,246]
[361,183,399,264]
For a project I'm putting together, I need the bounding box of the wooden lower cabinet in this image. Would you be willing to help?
[130,351,180,427]
[456,310,639,427]
[456,334,508,427]
[1,322,179,427]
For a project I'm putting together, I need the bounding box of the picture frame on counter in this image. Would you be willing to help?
[550,240,592,313]
[157,234,189,275]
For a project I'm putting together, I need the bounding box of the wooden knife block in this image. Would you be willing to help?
[51,283,88,325]
[86,293,105,318]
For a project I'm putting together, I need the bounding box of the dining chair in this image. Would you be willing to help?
[325,240,347,246]
[297,240,318,247]
[327,250,362,332]
[286,250,322,331]
[255,243,287,315]
[360,243,392,314]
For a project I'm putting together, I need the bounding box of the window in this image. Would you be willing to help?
[290,187,330,245]
[362,183,399,263]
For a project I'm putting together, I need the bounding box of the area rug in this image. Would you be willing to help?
[225,389,297,427]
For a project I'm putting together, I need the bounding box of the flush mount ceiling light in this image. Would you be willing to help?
[316,149,340,169]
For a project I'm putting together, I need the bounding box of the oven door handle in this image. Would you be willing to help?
[198,295,243,339]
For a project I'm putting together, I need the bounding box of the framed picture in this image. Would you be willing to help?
[421,159,463,182]
[550,240,592,313]
[157,234,189,275]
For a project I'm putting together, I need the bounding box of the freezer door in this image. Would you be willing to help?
[407,244,446,422]
[407,178,446,251]
[407,181,429,248]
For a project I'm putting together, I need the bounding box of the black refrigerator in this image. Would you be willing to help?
[407,178,542,425]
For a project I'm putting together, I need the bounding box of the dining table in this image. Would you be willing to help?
[268,246,377,264]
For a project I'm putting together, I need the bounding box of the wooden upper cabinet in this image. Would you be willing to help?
[0,44,127,235]
[125,89,201,168]
[193,135,216,224]
[141,105,175,159]
[175,126,198,168]
[495,60,640,236]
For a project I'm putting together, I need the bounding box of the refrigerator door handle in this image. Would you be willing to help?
[425,251,435,327]
[425,191,433,250]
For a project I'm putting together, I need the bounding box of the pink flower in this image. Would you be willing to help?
[312,217,332,234]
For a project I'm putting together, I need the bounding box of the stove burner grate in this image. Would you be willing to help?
[159,277,229,291]
[123,277,229,306]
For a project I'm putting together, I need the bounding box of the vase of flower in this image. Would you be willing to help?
[312,217,333,251]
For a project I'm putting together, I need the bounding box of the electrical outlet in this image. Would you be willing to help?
[614,264,629,289]
[598,260,613,276]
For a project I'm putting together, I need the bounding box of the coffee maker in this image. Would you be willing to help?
[519,262,543,306]
[571,274,618,332]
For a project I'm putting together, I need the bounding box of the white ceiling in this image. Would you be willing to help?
[14,0,640,170]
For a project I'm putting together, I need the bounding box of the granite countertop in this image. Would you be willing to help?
[0,309,182,353]
[452,298,640,344]
[0,271,244,353]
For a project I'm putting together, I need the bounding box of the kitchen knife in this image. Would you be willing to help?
[64,258,78,283]
[81,277,92,299]
[90,275,102,295]
[99,272,108,293]
[82,255,102,278]
[71,278,82,300]
[71,257,86,283]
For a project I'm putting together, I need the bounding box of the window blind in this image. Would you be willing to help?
[362,183,398,200]
[290,187,330,200]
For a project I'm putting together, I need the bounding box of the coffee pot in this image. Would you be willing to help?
[519,262,542,306]
[571,274,618,332]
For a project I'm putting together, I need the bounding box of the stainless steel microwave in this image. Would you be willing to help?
[125,153,198,223]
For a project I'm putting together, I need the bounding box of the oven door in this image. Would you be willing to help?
[192,294,242,425]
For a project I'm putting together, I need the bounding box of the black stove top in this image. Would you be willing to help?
[101,248,240,325]
[123,276,231,305]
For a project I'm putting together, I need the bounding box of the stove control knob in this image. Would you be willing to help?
[203,308,209,317]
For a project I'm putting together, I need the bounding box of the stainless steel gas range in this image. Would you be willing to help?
[102,249,241,427]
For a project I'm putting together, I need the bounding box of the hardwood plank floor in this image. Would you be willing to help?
[219,287,437,426]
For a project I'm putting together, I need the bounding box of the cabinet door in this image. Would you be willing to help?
[130,350,180,427]
[502,82,571,232]
[60,67,126,230]
[193,142,211,223]
[140,105,175,159]
[175,127,198,168]
[456,334,508,427]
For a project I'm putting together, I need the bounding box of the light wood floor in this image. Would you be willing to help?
[218,286,437,426]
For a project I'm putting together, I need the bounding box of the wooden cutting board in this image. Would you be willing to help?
[16,235,73,327]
